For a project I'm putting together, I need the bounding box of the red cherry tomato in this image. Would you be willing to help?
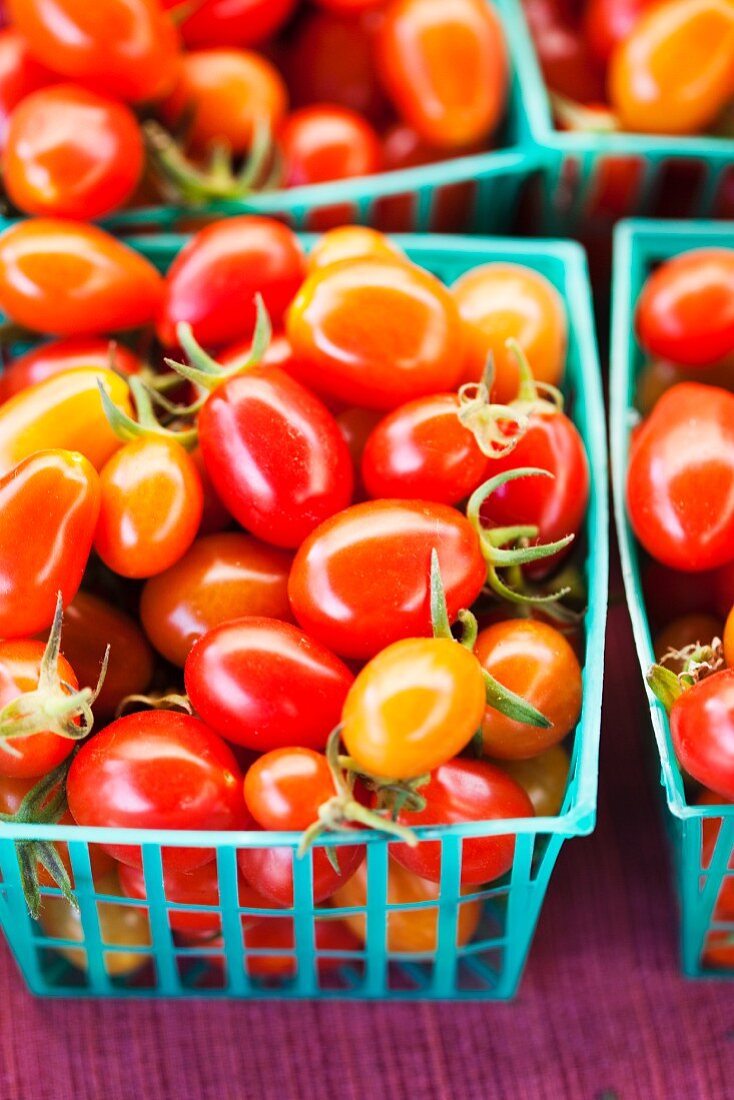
[244,748,337,832]
[0,220,164,336]
[7,0,180,104]
[361,393,492,504]
[0,28,54,150]
[636,249,734,367]
[0,450,100,639]
[184,617,353,751]
[627,383,734,571]
[67,710,248,872]
[669,670,734,799]
[288,500,486,659]
[377,0,508,149]
[158,217,305,348]
[0,338,142,403]
[238,834,364,907]
[4,84,143,219]
[280,105,381,187]
[197,365,353,549]
[234,916,362,978]
[0,639,79,778]
[169,0,297,49]
[286,258,465,410]
[583,0,651,62]
[391,758,534,885]
[522,0,606,103]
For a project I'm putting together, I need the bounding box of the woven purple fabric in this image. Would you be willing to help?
[0,575,732,1100]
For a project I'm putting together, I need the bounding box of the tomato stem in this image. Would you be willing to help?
[648,640,725,713]
[507,339,564,414]
[98,377,199,449]
[165,295,272,393]
[456,376,528,458]
[483,670,552,729]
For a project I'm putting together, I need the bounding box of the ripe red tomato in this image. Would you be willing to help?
[391,758,534,885]
[0,450,99,638]
[235,916,362,978]
[184,618,353,751]
[522,0,605,103]
[288,500,486,659]
[168,0,297,49]
[360,393,492,505]
[583,0,651,62]
[636,249,734,367]
[0,220,164,336]
[7,0,180,103]
[0,28,54,150]
[669,670,734,798]
[0,639,80,778]
[67,710,249,872]
[158,217,305,348]
[0,338,142,403]
[286,258,465,410]
[4,84,143,219]
[197,366,353,549]
[627,383,734,571]
[377,0,508,149]
[280,105,382,187]
[244,748,337,831]
[237,835,364,907]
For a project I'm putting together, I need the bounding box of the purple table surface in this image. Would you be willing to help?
[0,572,732,1100]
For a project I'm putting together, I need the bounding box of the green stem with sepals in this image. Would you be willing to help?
[457,355,530,458]
[648,640,725,713]
[164,294,272,392]
[98,375,199,449]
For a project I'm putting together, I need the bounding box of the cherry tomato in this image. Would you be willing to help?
[668,670,734,798]
[185,618,353,751]
[67,710,248,872]
[609,0,734,134]
[0,638,79,778]
[94,437,203,579]
[377,0,508,148]
[626,383,734,571]
[522,0,606,103]
[392,758,534,885]
[698,789,734,920]
[8,0,180,104]
[307,227,406,273]
[654,613,723,673]
[289,499,486,659]
[475,619,582,759]
[452,263,568,402]
[342,637,487,779]
[583,0,651,62]
[497,744,570,816]
[703,931,734,969]
[161,49,287,155]
[0,366,132,476]
[4,84,143,219]
[140,533,292,667]
[238,835,365,907]
[332,857,482,953]
[158,217,305,348]
[286,258,465,410]
[198,365,353,549]
[0,450,100,638]
[166,0,296,49]
[236,916,361,978]
[59,590,153,720]
[0,337,142,403]
[0,220,164,336]
[636,250,734,367]
[280,105,381,187]
[361,393,492,505]
[244,748,336,832]
[0,28,54,150]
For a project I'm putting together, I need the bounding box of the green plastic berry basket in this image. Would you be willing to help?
[610,217,734,978]
[103,0,549,238]
[0,232,607,1001]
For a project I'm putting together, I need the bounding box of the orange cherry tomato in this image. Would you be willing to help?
[496,744,570,816]
[0,220,164,336]
[139,532,293,666]
[0,28,54,151]
[244,747,337,831]
[0,337,142,403]
[376,0,508,149]
[161,48,288,155]
[7,0,180,104]
[655,613,724,673]
[475,620,582,759]
[609,0,734,134]
[452,262,568,402]
[0,450,100,639]
[332,857,482,953]
[307,227,407,273]
[0,367,132,476]
[286,257,465,409]
[94,437,204,579]
[4,84,144,219]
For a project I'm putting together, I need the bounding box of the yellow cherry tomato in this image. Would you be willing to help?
[495,744,570,817]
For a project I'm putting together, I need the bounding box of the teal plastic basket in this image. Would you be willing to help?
[611,218,734,979]
[0,233,607,1001]
[105,0,547,237]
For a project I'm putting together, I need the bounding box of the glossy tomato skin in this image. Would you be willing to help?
[67,710,248,872]
[185,617,353,751]
[0,337,141,402]
[198,365,353,549]
[168,0,296,48]
[158,217,305,348]
[0,640,79,778]
[286,258,465,410]
[140,532,293,667]
[289,499,486,659]
[4,84,143,219]
[0,220,164,336]
[670,670,734,798]
[94,438,204,579]
[636,249,734,367]
[244,747,336,832]
[0,29,54,150]
[475,619,583,759]
[280,105,382,187]
[307,227,406,273]
[627,383,734,571]
[7,0,180,104]
[391,759,534,885]
[0,450,100,638]
[377,0,508,149]
[361,393,491,505]
[237,833,364,906]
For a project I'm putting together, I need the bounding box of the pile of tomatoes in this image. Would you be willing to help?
[0,0,509,224]
[0,212,591,979]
